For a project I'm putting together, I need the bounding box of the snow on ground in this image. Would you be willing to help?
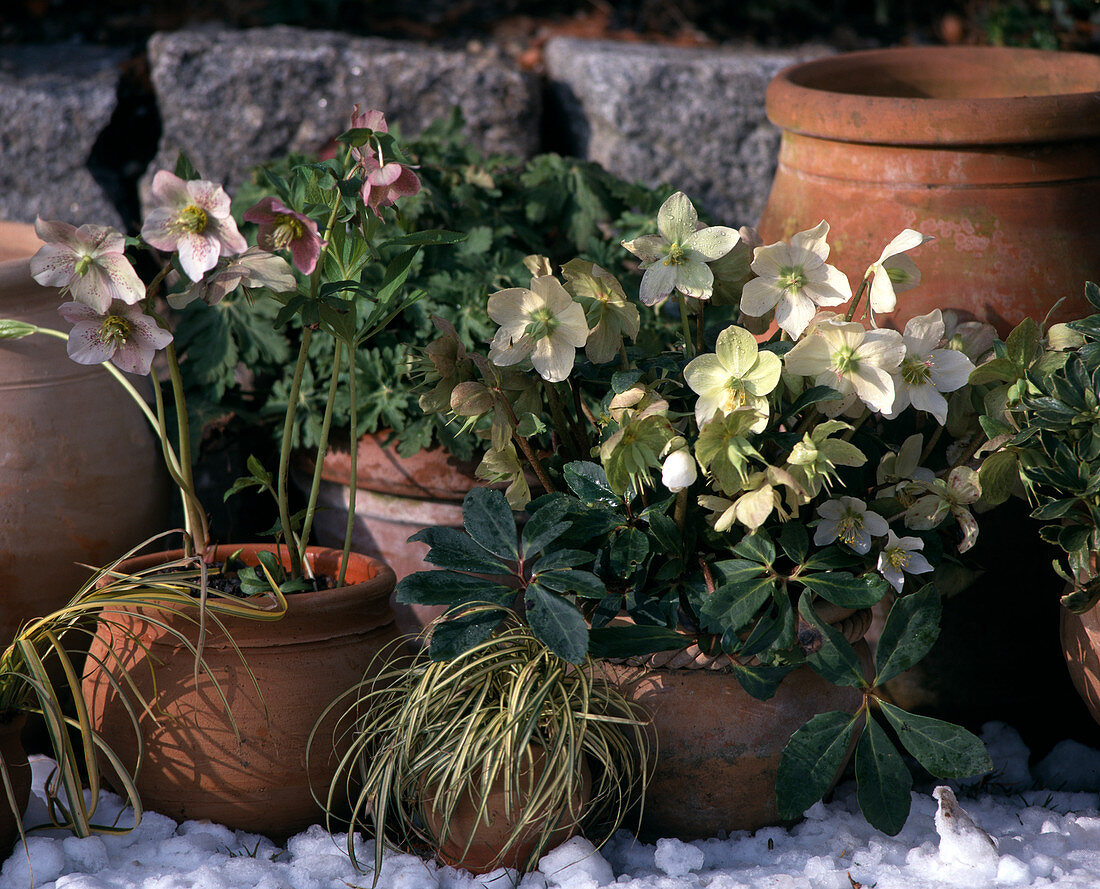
[5,722,1100,889]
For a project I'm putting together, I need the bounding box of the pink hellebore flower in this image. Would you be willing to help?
[360,153,421,219]
[168,247,297,309]
[58,299,173,376]
[30,218,144,312]
[141,171,248,282]
[242,197,323,275]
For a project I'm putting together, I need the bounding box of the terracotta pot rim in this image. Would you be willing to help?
[97,543,397,648]
[767,46,1100,145]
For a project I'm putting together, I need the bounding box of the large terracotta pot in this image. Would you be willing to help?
[0,221,169,645]
[0,713,29,859]
[81,544,403,838]
[603,609,872,839]
[759,47,1100,335]
[302,432,483,637]
[1060,558,1100,734]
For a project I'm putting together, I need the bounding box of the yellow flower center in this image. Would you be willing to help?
[177,204,209,234]
[885,547,910,569]
[74,255,93,277]
[836,508,864,546]
[901,355,933,385]
[100,314,131,347]
[272,214,305,248]
[778,265,808,293]
[720,379,749,413]
[664,243,687,265]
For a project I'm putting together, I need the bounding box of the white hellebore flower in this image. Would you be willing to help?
[865,229,932,315]
[683,324,782,431]
[487,275,588,383]
[661,449,698,493]
[877,531,933,594]
[814,496,888,555]
[886,309,976,425]
[621,192,740,306]
[31,218,145,312]
[58,299,173,376]
[740,221,852,339]
[784,319,905,415]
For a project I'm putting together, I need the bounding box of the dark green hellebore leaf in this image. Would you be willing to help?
[874,584,941,685]
[462,487,519,561]
[587,625,686,659]
[799,572,889,609]
[521,499,571,559]
[408,526,510,575]
[395,570,515,607]
[700,577,774,636]
[429,607,505,661]
[777,711,859,820]
[609,527,650,576]
[730,662,794,701]
[798,591,867,688]
[779,522,810,564]
[733,530,776,566]
[877,700,993,779]
[524,583,588,664]
[856,715,913,836]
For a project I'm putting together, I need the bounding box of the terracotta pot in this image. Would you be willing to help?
[81,544,404,838]
[759,47,1100,335]
[603,610,872,839]
[302,432,484,638]
[0,221,169,646]
[422,746,591,874]
[1060,556,1100,732]
[0,713,29,859]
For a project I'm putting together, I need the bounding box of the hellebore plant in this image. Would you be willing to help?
[387,189,1061,835]
[2,107,455,587]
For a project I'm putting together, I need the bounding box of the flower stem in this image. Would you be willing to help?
[678,294,694,360]
[165,343,209,554]
[277,329,312,579]
[845,277,870,323]
[499,393,556,494]
[298,340,343,569]
[339,340,358,587]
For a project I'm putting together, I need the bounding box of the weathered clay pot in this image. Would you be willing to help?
[0,713,29,859]
[0,221,169,646]
[759,47,1100,335]
[1060,557,1100,734]
[603,609,872,839]
[422,747,591,873]
[81,544,403,838]
[303,432,483,638]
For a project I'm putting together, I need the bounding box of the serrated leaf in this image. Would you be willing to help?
[408,526,510,574]
[779,522,809,564]
[877,700,992,779]
[1032,498,1079,521]
[733,530,775,566]
[856,715,912,836]
[798,591,867,688]
[521,498,571,558]
[563,461,617,505]
[535,568,605,598]
[777,711,859,820]
[395,570,515,607]
[700,577,774,635]
[874,584,941,685]
[429,608,505,661]
[524,583,588,664]
[799,572,889,609]
[711,558,768,585]
[462,487,519,560]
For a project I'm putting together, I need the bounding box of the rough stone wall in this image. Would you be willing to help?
[0,27,832,232]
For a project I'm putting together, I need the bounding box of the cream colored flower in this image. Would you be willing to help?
[784,319,904,415]
[814,496,889,555]
[561,259,640,364]
[661,448,698,493]
[621,192,740,306]
[877,530,933,594]
[740,222,852,339]
[865,229,931,315]
[684,324,782,431]
[904,466,982,552]
[487,275,588,383]
[886,309,976,425]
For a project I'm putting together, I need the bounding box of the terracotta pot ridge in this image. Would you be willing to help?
[766,47,1100,146]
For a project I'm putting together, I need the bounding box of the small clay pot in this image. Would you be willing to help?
[81,544,404,839]
[421,746,592,873]
[0,713,30,859]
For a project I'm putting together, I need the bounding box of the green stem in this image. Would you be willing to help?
[150,360,204,555]
[498,392,556,495]
[277,329,312,579]
[339,340,357,588]
[164,343,208,550]
[845,277,870,323]
[678,294,694,360]
[298,340,343,568]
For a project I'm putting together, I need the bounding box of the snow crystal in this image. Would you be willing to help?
[539,837,615,889]
[652,838,703,877]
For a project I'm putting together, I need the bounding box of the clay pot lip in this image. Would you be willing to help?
[767,46,1100,145]
[97,543,398,647]
[0,220,43,289]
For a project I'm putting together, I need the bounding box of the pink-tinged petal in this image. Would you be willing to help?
[29,243,78,288]
[368,163,403,188]
[288,235,320,275]
[111,342,156,375]
[57,301,99,324]
[210,215,248,255]
[187,179,232,218]
[129,313,174,352]
[92,254,145,306]
[141,208,178,252]
[82,224,127,256]
[73,265,122,313]
[34,217,84,252]
[150,170,192,209]
[65,320,113,365]
[392,166,421,199]
[242,196,281,225]
[351,107,388,133]
[177,233,221,281]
